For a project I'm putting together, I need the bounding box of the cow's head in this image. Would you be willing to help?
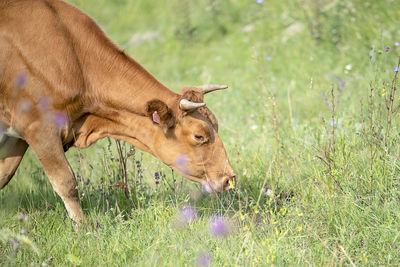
[146,85,235,193]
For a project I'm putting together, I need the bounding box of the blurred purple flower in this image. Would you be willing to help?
[395,42,400,47]
[257,0,263,3]
[9,238,18,251]
[179,204,197,223]
[38,96,51,110]
[54,112,68,128]
[394,66,399,72]
[385,46,391,52]
[209,215,230,237]
[175,154,189,175]
[330,120,335,127]
[197,252,212,267]
[265,56,271,61]
[336,77,346,92]
[14,73,27,89]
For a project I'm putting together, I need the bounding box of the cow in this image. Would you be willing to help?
[0,0,235,225]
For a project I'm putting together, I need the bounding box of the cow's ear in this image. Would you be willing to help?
[146,100,176,132]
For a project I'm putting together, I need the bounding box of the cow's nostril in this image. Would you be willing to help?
[225,178,230,188]
[223,175,235,191]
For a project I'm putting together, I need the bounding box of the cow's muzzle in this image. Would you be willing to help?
[201,174,236,193]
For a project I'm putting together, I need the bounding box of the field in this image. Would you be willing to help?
[1,0,400,265]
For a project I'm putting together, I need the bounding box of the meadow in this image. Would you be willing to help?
[1,0,400,265]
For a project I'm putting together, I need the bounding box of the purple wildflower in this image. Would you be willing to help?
[265,56,271,61]
[209,215,230,237]
[330,120,335,127]
[197,252,212,267]
[38,96,51,110]
[154,172,160,185]
[257,0,263,3]
[394,66,399,72]
[14,73,27,89]
[395,42,400,47]
[175,154,189,175]
[54,112,68,128]
[338,82,346,91]
[9,238,18,251]
[179,204,197,223]
[385,46,391,52]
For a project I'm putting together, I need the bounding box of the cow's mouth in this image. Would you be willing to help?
[201,180,227,194]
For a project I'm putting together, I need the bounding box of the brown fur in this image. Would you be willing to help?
[180,87,204,103]
[0,0,235,226]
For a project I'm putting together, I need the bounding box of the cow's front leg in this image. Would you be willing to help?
[27,134,86,226]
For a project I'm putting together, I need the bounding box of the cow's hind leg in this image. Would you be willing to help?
[0,136,29,189]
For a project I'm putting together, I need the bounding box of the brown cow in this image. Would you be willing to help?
[0,0,235,224]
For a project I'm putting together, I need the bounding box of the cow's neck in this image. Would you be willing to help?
[85,47,179,115]
[72,32,177,152]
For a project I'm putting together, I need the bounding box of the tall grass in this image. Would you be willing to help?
[1,0,400,265]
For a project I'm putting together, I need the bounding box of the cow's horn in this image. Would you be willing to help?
[179,99,206,111]
[196,84,228,95]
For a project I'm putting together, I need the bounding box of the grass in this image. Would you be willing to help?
[1,0,400,265]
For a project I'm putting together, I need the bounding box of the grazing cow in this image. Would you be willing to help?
[0,0,235,224]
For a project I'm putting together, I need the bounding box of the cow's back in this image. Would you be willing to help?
[0,0,88,119]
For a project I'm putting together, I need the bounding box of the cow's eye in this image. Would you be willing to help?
[194,135,205,142]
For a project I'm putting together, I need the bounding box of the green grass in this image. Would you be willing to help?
[2,0,400,265]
